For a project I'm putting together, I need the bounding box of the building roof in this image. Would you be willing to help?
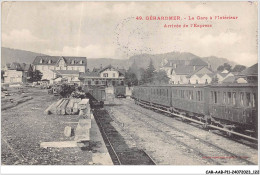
[187,66,213,77]
[5,62,32,71]
[222,76,236,83]
[175,65,205,75]
[79,72,100,78]
[240,63,258,76]
[52,70,79,75]
[98,64,125,75]
[33,56,87,66]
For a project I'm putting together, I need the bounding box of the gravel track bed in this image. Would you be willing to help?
[104,98,257,165]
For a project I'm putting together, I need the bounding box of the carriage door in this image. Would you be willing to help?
[203,86,210,115]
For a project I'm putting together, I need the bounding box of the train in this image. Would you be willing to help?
[132,83,258,137]
[114,85,127,98]
[82,85,106,108]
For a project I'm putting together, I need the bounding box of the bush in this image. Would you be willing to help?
[59,84,76,98]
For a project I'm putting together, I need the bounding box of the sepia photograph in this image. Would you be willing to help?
[1,1,259,174]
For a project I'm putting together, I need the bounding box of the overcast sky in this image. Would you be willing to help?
[2,1,258,66]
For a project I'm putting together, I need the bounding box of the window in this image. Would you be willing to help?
[227,92,231,104]
[252,93,256,107]
[246,93,251,107]
[103,73,108,77]
[113,73,115,77]
[197,91,201,101]
[214,91,217,104]
[88,81,91,85]
[223,92,226,104]
[48,60,52,64]
[232,92,236,105]
[240,92,244,106]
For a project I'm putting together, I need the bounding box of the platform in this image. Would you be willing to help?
[90,114,113,165]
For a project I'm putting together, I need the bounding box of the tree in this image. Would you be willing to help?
[232,65,246,72]
[125,68,138,86]
[153,70,170,84]
[28,70,43,82]
[217,63,232,72]
[139,68,148,84]
[1,70,4,82]
[211,75,219,84]
[59,84,76,98]
[145,59,156,83]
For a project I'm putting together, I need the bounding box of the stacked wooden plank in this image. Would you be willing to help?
[78,99,91,117]
[44,98,83,115]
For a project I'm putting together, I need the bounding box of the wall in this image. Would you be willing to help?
[4,70,23,83]
[100,70,119,78]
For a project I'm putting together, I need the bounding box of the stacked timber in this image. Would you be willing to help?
[60,99,69,115]
[66,99,74,115]
[44,98,83,115]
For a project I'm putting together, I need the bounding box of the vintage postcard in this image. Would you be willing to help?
[1,1,259,174]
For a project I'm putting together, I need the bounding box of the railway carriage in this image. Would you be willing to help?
[170,85,209,118]
[149,85,172,108]
[133,82,258,137]
[208,84,257,131]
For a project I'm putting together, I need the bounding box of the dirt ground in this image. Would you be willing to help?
[1,87,93,165]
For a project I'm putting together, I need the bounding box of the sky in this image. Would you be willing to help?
[2,1,258,66]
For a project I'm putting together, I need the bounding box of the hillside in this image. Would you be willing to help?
[87,58,130,71]
[1,47,239,71]
[1,47,47,66]
[128,52,239,71]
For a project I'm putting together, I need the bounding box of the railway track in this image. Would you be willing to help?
[136,99,258,149]
[112,99,257,165]
[93,109,156,165]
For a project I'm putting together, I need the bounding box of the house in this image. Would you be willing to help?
[187,66,214,84]
[3,63,33,84]
[161,58,211,84]
[50,70,80,84]
[238,63,258,83]
[79,65,125,86]
[32,56,87,80]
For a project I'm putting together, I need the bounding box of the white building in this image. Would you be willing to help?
[32,56,87,80]
[79,65,125,86]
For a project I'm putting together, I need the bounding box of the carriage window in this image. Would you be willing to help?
[214,91,217,104]
[197,91,201,101]
[252,93,256,107]
[246,93,251,107]
[232,92,236,105]
[227,92,231,104]
[223,92,226,104]
[240,92,244,106]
